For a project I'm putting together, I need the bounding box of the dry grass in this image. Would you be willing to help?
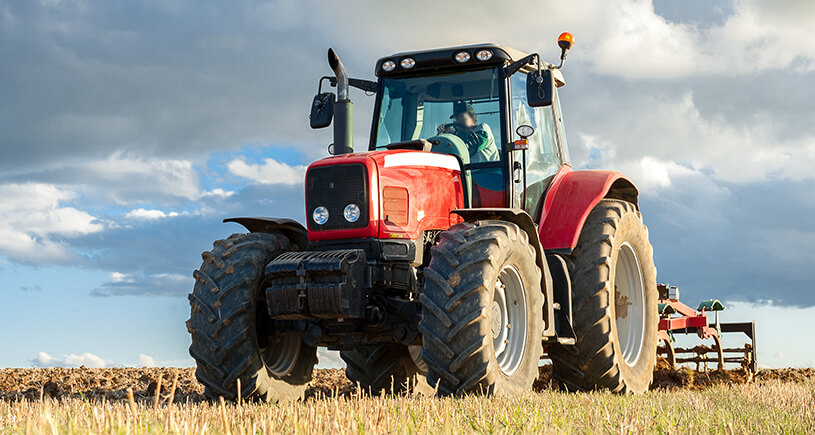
[1,378,814,433]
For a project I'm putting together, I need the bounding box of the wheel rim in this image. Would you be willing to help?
[492,265,528,376]
[262,332,302,377]
[614,242,646,367]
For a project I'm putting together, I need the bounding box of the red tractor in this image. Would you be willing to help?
[187,34,660,400]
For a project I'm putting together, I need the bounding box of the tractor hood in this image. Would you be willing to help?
[304,150,465,242]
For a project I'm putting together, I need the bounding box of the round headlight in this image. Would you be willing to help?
[312,206,329,225]
[400,57,416,69]
[475,49,494,61]
[454,51,471,63]
[381,60,396,72]
[343,203,360,222]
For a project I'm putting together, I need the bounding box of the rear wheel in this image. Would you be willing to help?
[340,344,426,394]
[419,220,543,395]
[549,199,657,394]
[187,232,317,402]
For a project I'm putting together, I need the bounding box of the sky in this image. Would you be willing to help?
[1,0,814,369]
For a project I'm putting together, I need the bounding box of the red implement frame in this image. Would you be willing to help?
[656,284,757,374]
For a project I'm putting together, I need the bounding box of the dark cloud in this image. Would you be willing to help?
[77,183,305,296]
[643,179,815,307]
[0,1,334,174]
[2,0,814,313]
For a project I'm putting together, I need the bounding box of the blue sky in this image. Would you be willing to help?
[1,0,815,369]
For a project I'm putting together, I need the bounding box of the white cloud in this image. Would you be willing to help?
[92,272,190,297]
[316,349,344,369]
[227,158,307,185]
[124,208,182,220]
[137,354,158,368]
[574,93,815,186]
[32,351,111,368]
[589,0,709,79]
[199,188,235,199]
[0,183,103,263]
[77,155,201,203]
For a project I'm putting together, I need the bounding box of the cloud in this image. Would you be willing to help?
[19,285,42,292]
[0,183,103,264]
[316,349,344,369]
[227,158,307,185]
[571,93,815,186]
[91,271,190,297]
[125,208,183,220]
[4,155,202,205]
[198,188,234,199]
[137,354,157,368]
[31,351,111,368]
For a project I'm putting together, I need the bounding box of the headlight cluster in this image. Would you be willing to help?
[380,48,495,72]
[312,204,361,225]
[455,49,493,63]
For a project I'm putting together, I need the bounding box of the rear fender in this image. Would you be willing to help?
[223,217,308,250]
[451,208,556,338]
[539,170,638,253]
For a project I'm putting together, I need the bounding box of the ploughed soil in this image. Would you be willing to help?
[1,366,812,402]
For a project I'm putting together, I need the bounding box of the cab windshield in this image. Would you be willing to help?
[372,68,506,207]
[372,68,503,162]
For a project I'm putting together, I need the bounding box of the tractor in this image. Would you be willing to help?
[187,34,662,400]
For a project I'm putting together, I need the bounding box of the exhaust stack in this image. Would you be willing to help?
[328,48,353,154]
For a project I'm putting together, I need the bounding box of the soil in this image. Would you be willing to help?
[1,366,812,402]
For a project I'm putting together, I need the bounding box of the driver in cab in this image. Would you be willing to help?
[437,101,499,164]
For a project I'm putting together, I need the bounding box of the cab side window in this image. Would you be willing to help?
[509,73,562,216]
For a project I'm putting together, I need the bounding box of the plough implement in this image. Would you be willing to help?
[656,284,757,374]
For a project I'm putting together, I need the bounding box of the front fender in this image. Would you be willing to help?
[539,169,638,253]
[223,217,308,250]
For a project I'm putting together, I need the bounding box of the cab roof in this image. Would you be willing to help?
[375,43,531,77]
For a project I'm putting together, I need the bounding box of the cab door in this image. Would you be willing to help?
[508,72,564,218]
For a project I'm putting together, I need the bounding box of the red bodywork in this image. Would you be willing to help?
[307,152,636,252]
[538,165,637,252]
[306,150,465,242]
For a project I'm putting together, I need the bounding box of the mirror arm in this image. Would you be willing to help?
[325,76,378,94]
[504,53,539,78]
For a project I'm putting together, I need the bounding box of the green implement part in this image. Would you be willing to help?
[658,303,676,315]
[697,299,725,312]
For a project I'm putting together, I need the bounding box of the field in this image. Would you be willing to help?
[1,367,814,433]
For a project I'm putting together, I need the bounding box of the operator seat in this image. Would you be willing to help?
[428,133,505,208]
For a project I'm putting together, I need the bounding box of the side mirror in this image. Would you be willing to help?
[309,92,335,129]
[526,69,554,107]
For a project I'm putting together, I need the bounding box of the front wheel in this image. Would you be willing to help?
[419,220,543,395]
[187,232,317,402]
[549,199,658,394]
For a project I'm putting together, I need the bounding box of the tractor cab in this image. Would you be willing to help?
[371,45,570,216]
[311,41,574,218]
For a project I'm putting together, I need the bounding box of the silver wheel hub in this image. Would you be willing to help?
[492,265,528,376]
[263,331,302,377]
[614,242,646,367]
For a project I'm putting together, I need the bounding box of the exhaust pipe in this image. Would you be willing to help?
[328,48,353,154]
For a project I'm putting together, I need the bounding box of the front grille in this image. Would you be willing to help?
[306,164,369,230]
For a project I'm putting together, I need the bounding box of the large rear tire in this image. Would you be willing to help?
[340,344,426,394]
[187,232,317,402]
[549,199,657,394]
[419,220,543,395]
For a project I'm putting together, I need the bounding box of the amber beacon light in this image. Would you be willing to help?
[558,32,575,51]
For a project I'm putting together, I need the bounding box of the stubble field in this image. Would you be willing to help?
[1,366,814,433]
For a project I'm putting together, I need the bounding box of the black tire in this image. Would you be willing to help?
[419,220,543,396]
[549,199,658,394]
[340,343,426,394]
[187,232,317,402]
